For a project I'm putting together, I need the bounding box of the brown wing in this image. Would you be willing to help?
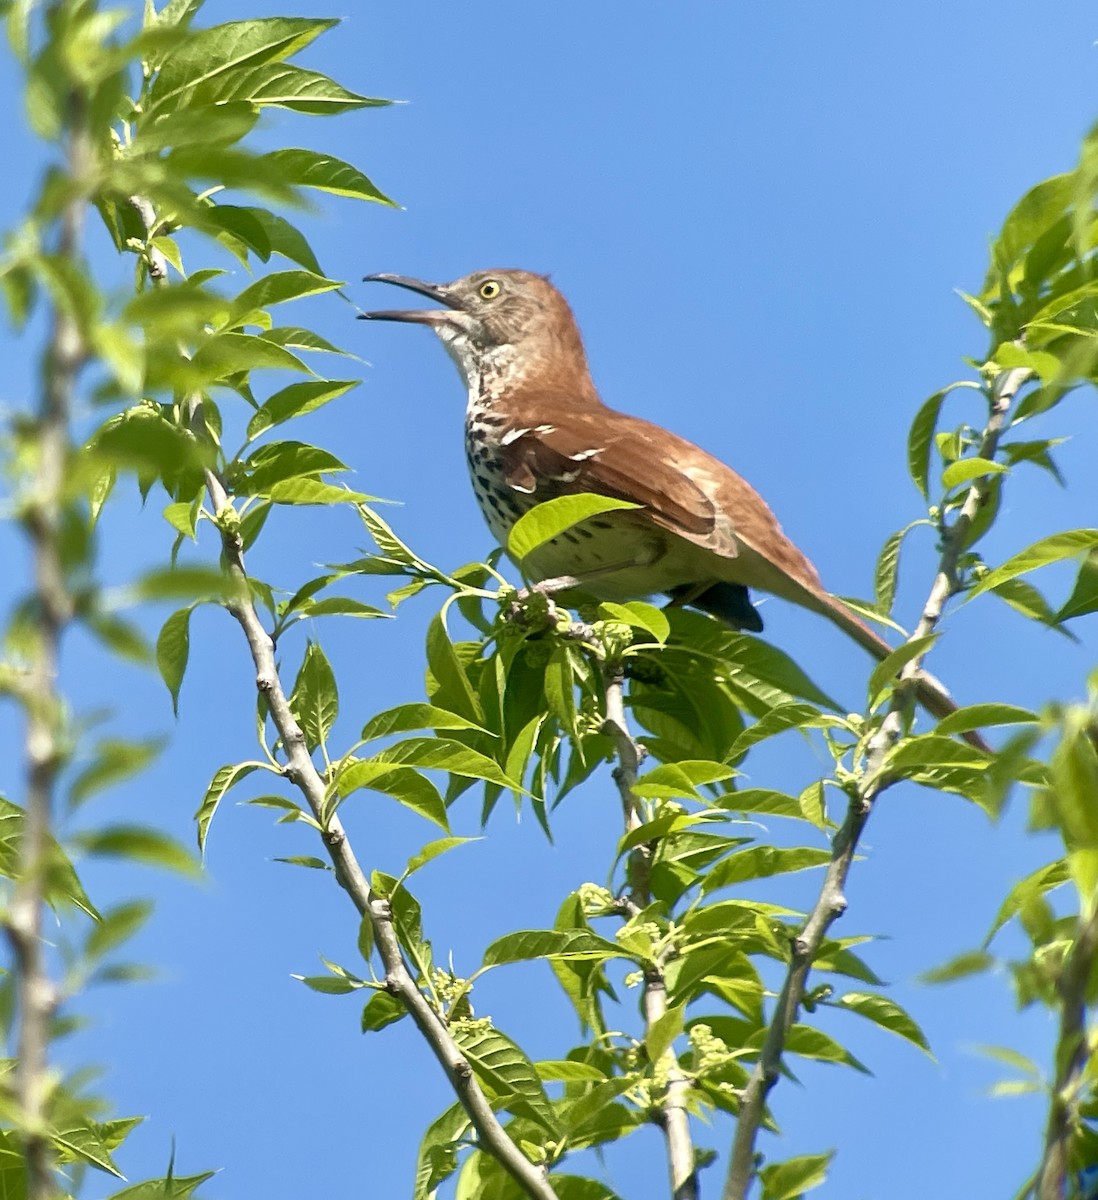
[494,395,845,603]
[495,402,735,551]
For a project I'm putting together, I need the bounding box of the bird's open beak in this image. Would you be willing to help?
[359,273,465,325]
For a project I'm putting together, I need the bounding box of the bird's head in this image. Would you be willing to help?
[361,268,590,393]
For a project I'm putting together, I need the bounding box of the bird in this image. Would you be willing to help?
[360,267,982,742]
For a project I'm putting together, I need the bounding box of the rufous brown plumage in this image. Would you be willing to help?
[361,268,978,740]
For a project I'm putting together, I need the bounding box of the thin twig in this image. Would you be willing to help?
[1035,904,1098,1198]
[7,104,90,1200]
[206,483,556,1197]
[723,366,1031,1200]
[603,664,698,1200]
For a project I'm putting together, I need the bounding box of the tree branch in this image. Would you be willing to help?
[1036,905,1098,1200]
[723,366,1031,1200]
[603,663,698,1200]
[123,193,557,1200]
[201,477,556,1198]
[6,100,90,1200]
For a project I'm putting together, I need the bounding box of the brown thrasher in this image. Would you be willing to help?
[361,268,977,738]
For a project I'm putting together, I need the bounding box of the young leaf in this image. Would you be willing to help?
[156,605,194,716]
[75,825,201,878]
[261,147,395,205]
[195,762,263,850]
[702,846,831,893]
[506,494,641,563]
[833,991,932,1055]
[289,641,339,752]
[967,529,1098,600]
[481,929,626,969]
[69,738,165,807]
[148,17,338,109]
[758,1152,834,1200]
[246,379,358,440]
[336,762,448,831]
[866,634,938,710]
[361,703,489,743]
[361,991,405,1033]
[941,457,1008,490]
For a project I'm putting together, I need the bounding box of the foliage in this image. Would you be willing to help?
[1,2,1098,1200]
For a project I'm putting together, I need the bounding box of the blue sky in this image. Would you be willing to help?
[3,2,1098,1198]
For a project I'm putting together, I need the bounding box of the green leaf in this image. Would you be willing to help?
[137,101,258,151]
[69,738,165,807]
[261,147,395,205]
[934,703,1038,736]
[702,845,831,893]
[941,456,1008,490]
[714,787,805,819]
[361,703,489,743]
[920,950,995,984]
[105,1171,216,1199]
[425,615,484,724]
[597,600,670,643]
[262,326,354,356]
[481,929,627,969]
[134,566,229,603]
[728,702,825,759]
[506,494,641,562]
[156,606,193,716]
[991,576,1064,629]
[645,1003,685,1064]
[242,208,324,274]
[185,331,310,385]
[75,825,200,878]
[873,524,914,615]
[289,641,339,753]
[242,443,348,490]
[451,1025,558,1132]
[198,203,272,260]
[1058,551,1098,622]
[297,597,390,621]
[866,634,938,710]
[361,990,405,1032]
[149,17,337,108]
[403,837,479,880]
[631,759,736,801]
[246,379,358,439]
[759,1151,833,1200]
[274,855,331,870]
[1049,711,1098,858]
[907,384,981,499]
[992,172,1075,277]
[86,901,154,962]
[412,1103,469,1200]
[192,59,388,113]
[975,1044,1043,1076]
[373,737,522,793]
[294,973,361,995]
[227,269,344,326]
[967,529,1098,600]
[195,762,261,851]
[268,479,374,505]
[986,859,1069,942]
[336,762,448,831]
[834,991,932,1055]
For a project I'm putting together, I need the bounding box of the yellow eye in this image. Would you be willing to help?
[479,279,502,300]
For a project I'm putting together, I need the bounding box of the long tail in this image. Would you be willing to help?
[813,592,990,754]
